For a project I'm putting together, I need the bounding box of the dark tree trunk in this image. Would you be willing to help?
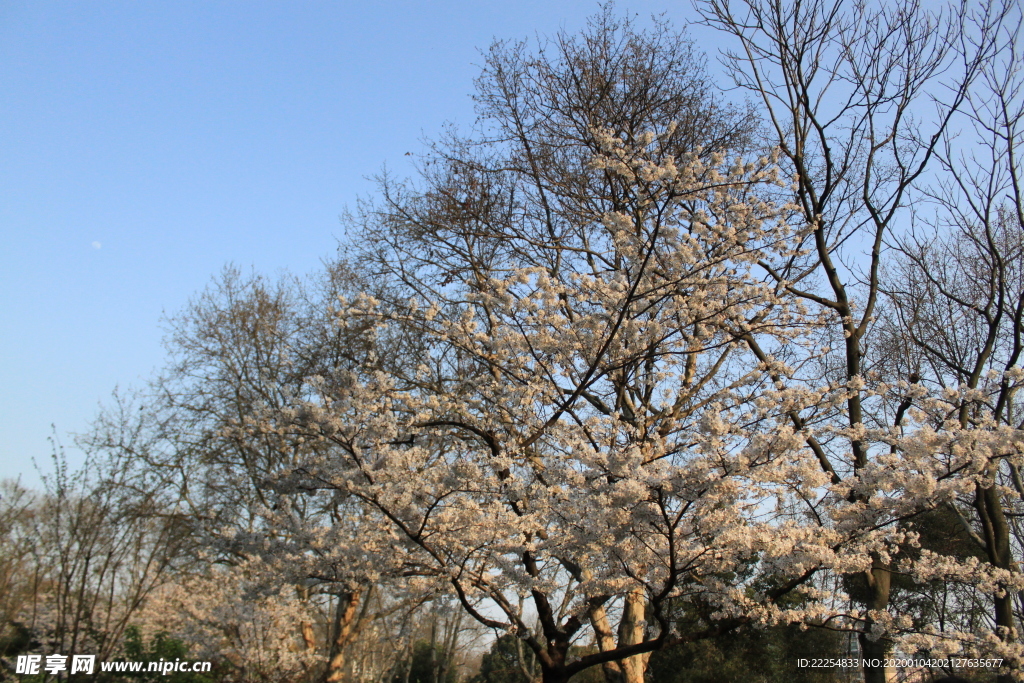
[860,559,893,683]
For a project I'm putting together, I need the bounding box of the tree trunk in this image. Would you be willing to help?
[430,613,438,683]
[588,603,626,683]
[540,671,571,683]
[859,559,893,683]
[616,589,650,683]
[300,619,316,652]
[535,639,572,683]
[324,589,363,683]
[586,589,648,683]
[978,482,1017,683]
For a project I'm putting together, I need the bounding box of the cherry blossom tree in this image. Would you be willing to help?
[243,12,913,683]
[137,560,324,683]
[241,5,1024,682]
[270,133,829,683]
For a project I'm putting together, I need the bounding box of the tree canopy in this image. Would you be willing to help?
[4,2,1024,682]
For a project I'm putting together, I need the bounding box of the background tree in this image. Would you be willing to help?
[144,266,379,682]
[117,264,476,683]
[470,634,537,683]
[696,0,1017,679]
[0,435,189,672]
[645,617,846,683]
[0,480,40,662]
[120,625,218,683]
[875,22,1024,672]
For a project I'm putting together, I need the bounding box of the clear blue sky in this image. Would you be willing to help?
[1,1,701,485]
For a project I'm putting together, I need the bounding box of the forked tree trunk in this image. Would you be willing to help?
[586,589,648,683]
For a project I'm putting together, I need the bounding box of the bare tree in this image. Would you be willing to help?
[0,431,190,671]
[878,16,1024,677]
[696,0,1014,679]
[0,480,40,663]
